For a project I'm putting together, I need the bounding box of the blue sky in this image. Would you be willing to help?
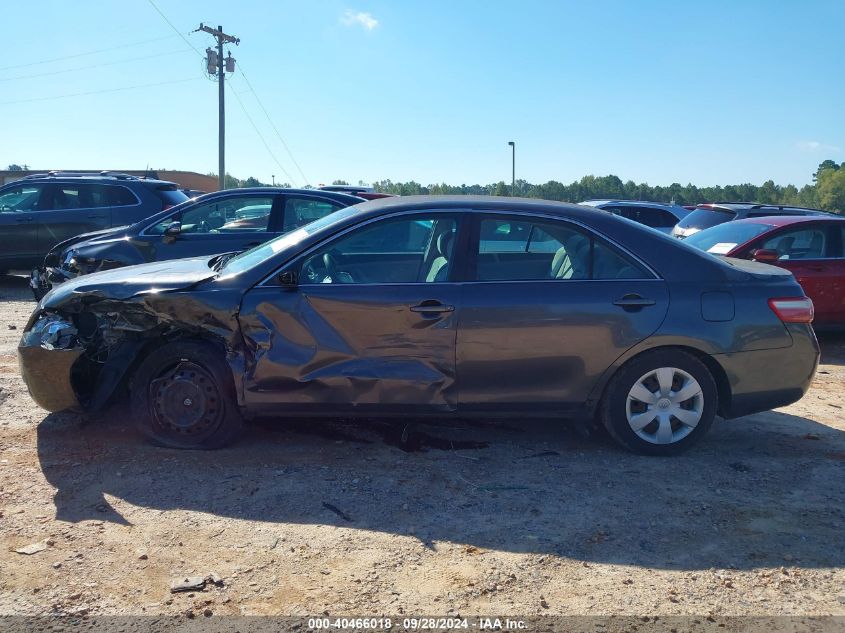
[2,0,843,188]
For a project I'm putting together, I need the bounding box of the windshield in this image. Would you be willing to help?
[676,208,736,230]
[220,205,362,275]
[684,222,774,255]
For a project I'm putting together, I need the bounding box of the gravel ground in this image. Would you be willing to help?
[0,273,843,618]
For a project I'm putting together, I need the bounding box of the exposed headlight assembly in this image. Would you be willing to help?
[23,314,79,350]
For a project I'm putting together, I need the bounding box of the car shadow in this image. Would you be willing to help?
[817,330,845,366]
[36,405,844,571]
[0,273,33,298]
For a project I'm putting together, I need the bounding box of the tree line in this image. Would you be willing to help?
[370,160,845,213]
[212,162,845,214]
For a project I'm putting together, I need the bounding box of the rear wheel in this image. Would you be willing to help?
[600,349,717,456]
[130,340,243,449]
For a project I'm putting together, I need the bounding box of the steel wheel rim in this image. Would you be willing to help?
[625,366,704,445]
[149,361,223,441]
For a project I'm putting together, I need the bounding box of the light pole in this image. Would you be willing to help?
[271,175,275,186]
[507,141,515,196]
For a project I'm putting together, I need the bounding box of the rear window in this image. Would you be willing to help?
[106,185,138,207]
[676,207,736,230]
[684,222,774,255]
[154,186,189,209]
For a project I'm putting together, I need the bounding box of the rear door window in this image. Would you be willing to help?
[153,186,190,209]
[46,184,110,209]
[834,225,845,258]
[639,207,679,228]
[106,186,139,207]
[474,216,651,281]
[282,197,345,232]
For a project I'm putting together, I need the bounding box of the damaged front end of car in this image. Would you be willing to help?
[19,302,161,413]
[31,228,140,300]
[19,257,242,415]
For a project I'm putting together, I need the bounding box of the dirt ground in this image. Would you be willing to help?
[0,272,843,618]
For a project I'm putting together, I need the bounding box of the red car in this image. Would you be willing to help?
[684,215,845,326]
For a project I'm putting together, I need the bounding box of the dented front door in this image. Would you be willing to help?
[239,284,459,412]
[237,213,463,413]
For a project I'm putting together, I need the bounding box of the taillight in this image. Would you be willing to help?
[768,297,814,323]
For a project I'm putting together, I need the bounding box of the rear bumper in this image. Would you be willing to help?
[716,324,820,418]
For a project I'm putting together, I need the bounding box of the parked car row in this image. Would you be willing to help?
[0,171,188,273]
[29,186,364,299]
[671,203,830,238]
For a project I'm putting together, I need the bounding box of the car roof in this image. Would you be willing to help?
[719,214,845,228]
[341,195,615,222]
[194,187,365,202]
[582,199,689,211]
[697,202,830,214]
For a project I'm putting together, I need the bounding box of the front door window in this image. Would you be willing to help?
[299,215,458,284]
[149,197,274,234]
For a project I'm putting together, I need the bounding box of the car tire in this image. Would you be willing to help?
[130,340,243,450]
[600,349,717,456]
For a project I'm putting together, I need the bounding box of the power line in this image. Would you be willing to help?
[0,76,202,106]
[0,35,179,71]
[145,0,204,58]
[236,64,311,186]
[0,49,190,83]
[229,84,297,186]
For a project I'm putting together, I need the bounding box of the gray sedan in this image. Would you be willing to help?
[19,196,819,455]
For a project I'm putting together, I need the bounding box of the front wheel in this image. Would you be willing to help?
[600,349,718,456]
[130,341,243,449]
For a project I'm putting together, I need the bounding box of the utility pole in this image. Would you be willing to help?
[197,23,239,190]
[507,141,515,196]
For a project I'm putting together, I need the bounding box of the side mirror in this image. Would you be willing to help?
[278,270,298,287]
[162,221,181,244]
[164,221,182,237]
[752,248,780,263]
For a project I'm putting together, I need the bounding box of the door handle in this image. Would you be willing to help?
[410,301,455,314]
[613,294,656,308]
[87,214,106,219]
[14,217,34,223]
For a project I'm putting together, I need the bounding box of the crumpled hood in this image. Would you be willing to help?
[41,256,218,307]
